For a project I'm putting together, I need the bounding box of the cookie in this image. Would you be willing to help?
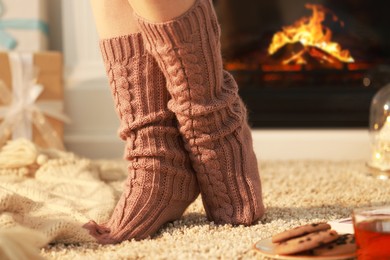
[272,222,331,243]
[274,229,339,255]
[311,233,356,256]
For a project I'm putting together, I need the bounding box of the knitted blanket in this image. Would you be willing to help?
[0,139,125,259]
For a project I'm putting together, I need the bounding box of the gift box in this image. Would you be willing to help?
[0,52,69,150]
[0,0,49,51]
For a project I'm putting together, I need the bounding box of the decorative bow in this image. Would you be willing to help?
[0,52,71,150]
[0,0,49,49]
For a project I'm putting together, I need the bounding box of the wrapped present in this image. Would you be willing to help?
[0,52,70,150]
[0,0,48,51]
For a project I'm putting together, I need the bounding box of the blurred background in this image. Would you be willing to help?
[14,0,370,160]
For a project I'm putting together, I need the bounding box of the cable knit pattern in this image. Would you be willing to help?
[84,34,199,244]
[137,0,265,225]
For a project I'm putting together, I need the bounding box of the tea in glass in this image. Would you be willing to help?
[353,206,390,259]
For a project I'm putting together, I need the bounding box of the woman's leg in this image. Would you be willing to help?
[127,0,195,23]
[130,0,265,225]
[85,0,199,244]
[90,0,139,38]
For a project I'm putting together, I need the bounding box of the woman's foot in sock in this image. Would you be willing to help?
[84,156,198,243]
[136,0,265,225]
[83,34,199,243]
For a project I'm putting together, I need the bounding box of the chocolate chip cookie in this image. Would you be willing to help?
[274,229,339,255]
[272,222,332,243]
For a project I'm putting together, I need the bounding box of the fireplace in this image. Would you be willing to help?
[215,0,390,128]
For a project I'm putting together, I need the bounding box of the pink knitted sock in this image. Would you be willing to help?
[137,0,265,225]
[83,34,199,244]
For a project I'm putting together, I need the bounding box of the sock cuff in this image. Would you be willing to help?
[99,33,145,64]
[136,0,220,48]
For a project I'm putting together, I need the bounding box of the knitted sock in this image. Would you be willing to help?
[136,0,265,225]
[83,34,199,244]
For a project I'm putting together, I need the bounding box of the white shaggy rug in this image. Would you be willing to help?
[0,139,389,259]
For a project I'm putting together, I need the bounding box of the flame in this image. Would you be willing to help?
[268,4,354,64]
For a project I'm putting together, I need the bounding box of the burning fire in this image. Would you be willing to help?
[268,4,354,65]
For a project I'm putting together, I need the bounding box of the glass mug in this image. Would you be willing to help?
[352,205,390,259]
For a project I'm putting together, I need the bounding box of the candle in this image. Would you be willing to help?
[370,116,390,170]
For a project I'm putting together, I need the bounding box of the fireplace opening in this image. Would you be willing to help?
[215,0,390,128]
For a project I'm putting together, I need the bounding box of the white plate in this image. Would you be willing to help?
[253,221,356,260]
[328,218,354,234]
[253,237,356,260]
